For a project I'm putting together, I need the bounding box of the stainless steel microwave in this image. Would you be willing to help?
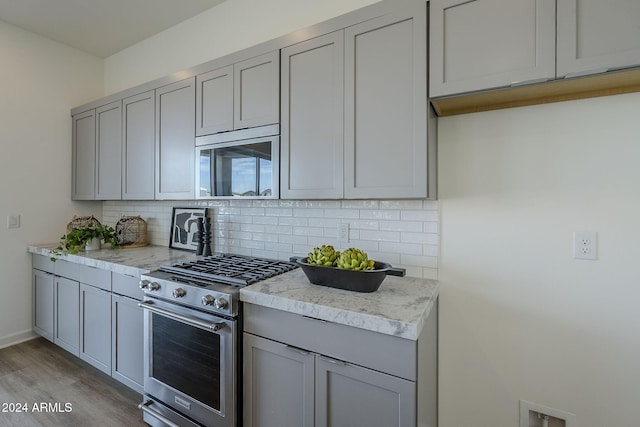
[195,126,279,199]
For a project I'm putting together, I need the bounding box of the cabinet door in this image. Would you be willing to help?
[280,31,344,199]
[429,0,556,97]
[54,276,80,356]
[122,90,155,200]
[155,78,196,199]
[79,283,112,375]
[72,110,96,200]
[33,269,54,342]
[315,355,415,427]
[95,101,122,200]
[196,65,234,136]
[111,294,144,393]
[243,333,314,427]
[234,51,279,129]
[344,5,428,198]
[557,0,640,77]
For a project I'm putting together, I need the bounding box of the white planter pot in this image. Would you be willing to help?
[85,237,101,251]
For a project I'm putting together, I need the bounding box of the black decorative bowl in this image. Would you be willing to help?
[291,257,406,293]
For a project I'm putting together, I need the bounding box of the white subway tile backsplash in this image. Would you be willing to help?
[103,199,439,279]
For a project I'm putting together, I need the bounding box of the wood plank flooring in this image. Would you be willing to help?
[0,338,146,427]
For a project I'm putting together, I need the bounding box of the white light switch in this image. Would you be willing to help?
[7,214,20,229]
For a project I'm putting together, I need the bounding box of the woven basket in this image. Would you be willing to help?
[66,215,101,234]
[115,216,147,248]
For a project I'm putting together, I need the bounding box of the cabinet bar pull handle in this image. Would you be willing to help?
[318,355,346,366]
[286,345,310,355]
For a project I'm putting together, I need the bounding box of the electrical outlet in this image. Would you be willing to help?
[573,231,597,260]
[338,223,349,243]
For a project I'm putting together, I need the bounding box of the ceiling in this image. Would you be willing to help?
[0,0,225,58]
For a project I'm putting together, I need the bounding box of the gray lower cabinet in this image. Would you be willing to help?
[122,90,155,200]
[33,268,54,342]
[315,355,415,427]
[31,255,143,394]
[54,276,80,356]
[111,272,144,394]
[429,0,556,97]
[556,0,640,77]
[243,303,437,427]
[79,283,112,375]
[243,334,315,427]
[155,77,196,199]
[281,1,433,199]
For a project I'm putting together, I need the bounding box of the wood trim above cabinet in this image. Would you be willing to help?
[431,67,640,117]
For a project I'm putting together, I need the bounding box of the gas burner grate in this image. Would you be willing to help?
[160,253,298,286]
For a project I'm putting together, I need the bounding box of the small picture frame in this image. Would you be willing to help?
[169,207,209,251]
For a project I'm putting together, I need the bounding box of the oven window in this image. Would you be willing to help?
[152,314,221,411]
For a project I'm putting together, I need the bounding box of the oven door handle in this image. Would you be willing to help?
[139,400,180,427]
[138,300,226,332]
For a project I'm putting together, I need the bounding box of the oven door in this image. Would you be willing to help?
[139,296,236,427]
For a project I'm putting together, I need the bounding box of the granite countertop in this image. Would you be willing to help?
[240,268,439,341]
[28,244,439,340]
[27,243,198,277]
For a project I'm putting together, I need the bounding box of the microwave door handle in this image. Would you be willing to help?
[138,301,226,332]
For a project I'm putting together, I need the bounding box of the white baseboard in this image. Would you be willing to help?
[0,329,38,350]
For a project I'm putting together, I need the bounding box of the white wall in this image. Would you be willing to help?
[438,94,640,427]
[0,21,103,348]
[103,0,379,94]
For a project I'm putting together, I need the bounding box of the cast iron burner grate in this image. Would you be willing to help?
[159,253,298,287]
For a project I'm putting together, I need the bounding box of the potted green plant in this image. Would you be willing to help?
[50,223,119,260]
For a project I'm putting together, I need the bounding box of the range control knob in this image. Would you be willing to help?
[139,280,150,290]
[214,298,228,309]
[172,288,186,298]
[202,295,215,306]
[149,282,161,291]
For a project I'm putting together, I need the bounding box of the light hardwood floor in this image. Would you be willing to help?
[0,338,146,427]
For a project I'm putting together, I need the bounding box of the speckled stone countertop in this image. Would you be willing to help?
[27,243,198,277]
[28,244,439,340]
[240,268,439,341]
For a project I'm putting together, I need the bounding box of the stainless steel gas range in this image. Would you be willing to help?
[137,253,298,427]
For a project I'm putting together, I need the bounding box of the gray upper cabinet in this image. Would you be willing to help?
[344,5,429,199]
[282,2,433,200]
[430,0,556,98]
[557,0,640,78]
[95,101,122,200]
[280,31,345,199]
[155,77,196,199]
[196,65,234,136]
[122,90,155,200]
[234,51,279,129]
[72,110,96,200]
[196,51,279,137]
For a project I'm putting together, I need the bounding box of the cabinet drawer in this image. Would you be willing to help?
[112,273,144,300]
[33,254,55,273]
[244,304,417,381]
[55,260,111,291]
